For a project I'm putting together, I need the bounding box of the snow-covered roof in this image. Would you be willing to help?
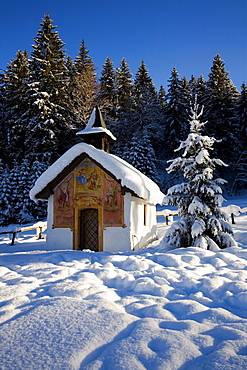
[77,126,116,141]
[76,107,116,141]
[30,143,164,205]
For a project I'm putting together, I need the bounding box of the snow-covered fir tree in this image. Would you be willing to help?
[236,83,247,153]
[111,58,134,155]
[189,74,206,107]
[24,14,73,165]
[115,58,133,111]
[124,129,160,185]
[18,159,35,223]
[0,159,48,225]
[67,40,97,129]
[0,166,12,225]
[97,57,116,118]
[202,54,239,164]
[231,83,247,192]
[163,67,190,159]
[158,85,166,108]
[0,50,30,165]
[133,60,162,144]
[164,98,237,250]
[0,161,21,224]
[28,159,48,220]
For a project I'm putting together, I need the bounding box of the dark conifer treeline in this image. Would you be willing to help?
[0,14,246,225]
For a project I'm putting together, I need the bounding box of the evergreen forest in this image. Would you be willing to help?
[0,14,246,225]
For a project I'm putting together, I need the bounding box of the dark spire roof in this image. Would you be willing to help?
[76,106,116,141]
[93,105,106,128]
[76,106,116,152]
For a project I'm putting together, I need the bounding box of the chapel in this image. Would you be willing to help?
[30,107,164,252]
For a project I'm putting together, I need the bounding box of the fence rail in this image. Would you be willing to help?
[0,223,47,245]
[156,210,178,225]
[156,205,247,225]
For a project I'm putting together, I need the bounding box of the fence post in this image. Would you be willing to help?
[38,226,43,239]
[11,232,16,246]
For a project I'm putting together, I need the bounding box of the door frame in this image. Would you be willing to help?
[74,206,103,251]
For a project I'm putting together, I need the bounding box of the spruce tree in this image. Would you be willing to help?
[0,166,11,225]
[0,158,47,225]
[202,54,239,163]
[97,57,116,118]
[190,75,206,108]
[126,130,160,184]
[236,83,247,152]
[158,85,166,108]
[0,81,5,157]
[24,14,72,165]
[164,98,237,250]
[133,61,162,151]
[28,159,48,220]
[67,40,97,129]
[1,50,30,165]
[18,159,34,223]
[134,60,157,106]
[115,58,133,111]
[181,76,191,102]
[232,83,247,192]
[0,161,21,224]
[189,75,197,98]
[163,67,190,159]
[112,58,134,155]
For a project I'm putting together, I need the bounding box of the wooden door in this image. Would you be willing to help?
[79,208,99,251]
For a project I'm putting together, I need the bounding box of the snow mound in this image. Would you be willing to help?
[0,205,247,369]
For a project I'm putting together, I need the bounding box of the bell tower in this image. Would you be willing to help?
[76,106,116,152]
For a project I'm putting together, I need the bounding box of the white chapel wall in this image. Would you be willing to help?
[130,197,157,250]
[103,192,132,252]
[46,192,158,252]
[46,195,73,250]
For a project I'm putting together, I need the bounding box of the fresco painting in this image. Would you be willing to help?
[54,159,124,229]
[75,159,102,194]
[103,173,123,226]
[54,174,74,227]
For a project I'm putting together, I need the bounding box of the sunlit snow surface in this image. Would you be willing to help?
[0,197,247,369]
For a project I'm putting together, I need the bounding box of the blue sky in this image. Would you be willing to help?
[0,0,246,91]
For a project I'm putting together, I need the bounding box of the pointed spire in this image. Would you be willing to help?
[85,105,107,129]
[76,106,116,152]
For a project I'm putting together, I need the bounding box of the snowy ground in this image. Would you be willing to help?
[0,196,247,370]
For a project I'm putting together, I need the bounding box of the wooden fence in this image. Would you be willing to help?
[0,223,47,246]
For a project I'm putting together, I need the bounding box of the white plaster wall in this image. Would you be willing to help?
[103,193,132,252]
[103,227,131,252]
[46,195,73,250]
[130,197,157,250]
[46,192,157,252]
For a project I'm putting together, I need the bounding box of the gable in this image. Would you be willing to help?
[33,152,136,200]
[53,157,124,228]
[30,143,164,205]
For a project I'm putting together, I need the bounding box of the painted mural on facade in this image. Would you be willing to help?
[103,173,123,226]
[75,159,102,194]
[54,174,74,227]
[53,158,124,229]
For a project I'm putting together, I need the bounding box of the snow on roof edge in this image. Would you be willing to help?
[30,143,164,205]
[76,127,116,140]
